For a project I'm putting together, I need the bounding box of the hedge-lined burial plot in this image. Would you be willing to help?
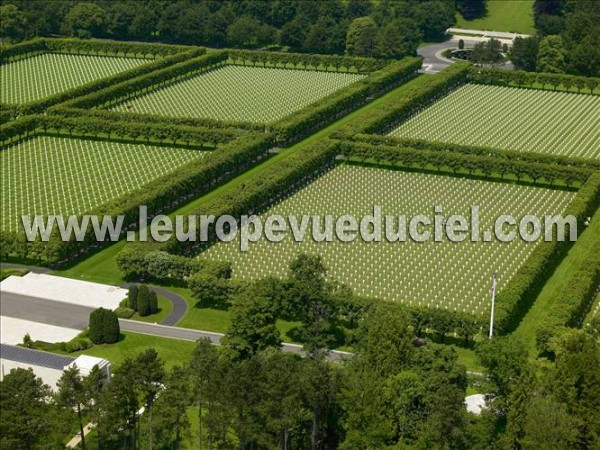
[110,65,366,123]
[1,136,206,232]
[0,53,148,104]
[387,84,600,160]
[203,164,575,317]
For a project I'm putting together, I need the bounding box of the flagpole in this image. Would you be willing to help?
[489,272,497,339]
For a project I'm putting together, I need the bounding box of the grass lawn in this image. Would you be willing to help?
[512,207,600,355]
[0,267,28,280]
[455,0,535,35]
[453,345,484,373]
[63,331,196,369]
[169,286,303,343]
[129,295,173,324]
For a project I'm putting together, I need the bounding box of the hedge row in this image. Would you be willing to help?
[342,134,600,171]
[468,67,600,94]
[493,172,600,333]
[0,104,18,124]
[535,239,600,354]
[163,139,341,256]
[0,37,198,63]
[61,51,229,110]
[4,45,205,115]
[0,115,241,149]
[271,57,422,144]
[335,62,470,138]
[227,49,389,73]
[48,106,265,133]
[58,53,421,145]
[116,249,231,282]
[336,141,593,186]
[0,132,275,264]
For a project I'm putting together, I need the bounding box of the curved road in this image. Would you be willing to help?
[1,264,188,326]
[121,283,187,326]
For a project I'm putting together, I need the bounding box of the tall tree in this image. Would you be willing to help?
[537,35,566,73]
[56,366,89,450]
[0,4,27,42]
[64,2,109,38]
[223,282,282,359]
[511,36,540,72]
[0,368,54,449]
[345,16,377,57]
[134,349,165,450]
[189,338,219,450]
[374,18,422,59]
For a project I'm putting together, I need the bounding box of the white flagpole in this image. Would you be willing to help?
[489,272,497,339]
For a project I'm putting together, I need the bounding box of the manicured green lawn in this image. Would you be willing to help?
[454,0,535,34]
[513,207,600,355]
[169,286,302,343]
[453,345,484,373]
[63,332,196,369]
[0,267,28,280]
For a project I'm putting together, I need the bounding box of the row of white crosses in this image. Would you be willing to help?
[203,164,575,315]
[112,65,365,124]
[0,53,145,104]
[1,136,204,232]
[388,83,600,160]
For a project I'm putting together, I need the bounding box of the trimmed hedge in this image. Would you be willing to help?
[468,67,600,95]
[342,135,600,171]
[335,62,470,137]
[48,106,265,133]
[61,51,229,111]
[493,172,600,333]
[535,239,600,354]
[0,131,275,264]
[271,57,422,144]
[2,40,205,115]
[0,37,199,63]
[227,49,389,73]
[335,140,593,187]
[0,114,242,149]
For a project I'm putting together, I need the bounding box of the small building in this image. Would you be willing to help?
[0,344,110,390]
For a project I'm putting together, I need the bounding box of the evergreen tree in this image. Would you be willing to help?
[137,285,151,317]
[128,285,139,311]
[149,291,159,315]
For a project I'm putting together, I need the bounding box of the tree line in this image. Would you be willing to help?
[2,256,599,448]
[0,0,460,58]
[509,0,599,77]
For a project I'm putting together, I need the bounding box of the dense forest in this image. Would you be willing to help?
[1,0,473,59]
[510,0,600,77]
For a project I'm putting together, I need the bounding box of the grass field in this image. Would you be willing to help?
[1,136,207,232]
[455,0,535,35]
[203,164,574,316]
[388,84,600,160]
[64,332,196,369]
[0,53,147,104]
[111,65,365,123]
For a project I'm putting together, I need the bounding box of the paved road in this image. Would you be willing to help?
[0,291,352,362]
[1,292,93,329]
[121,283,187,326]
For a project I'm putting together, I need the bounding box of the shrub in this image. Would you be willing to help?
[128,285,139,311]
[115,306,135,319]
[149,291,159,315]
[137,285,151,317]
[65,338,93,353]
[89,308,120,344]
